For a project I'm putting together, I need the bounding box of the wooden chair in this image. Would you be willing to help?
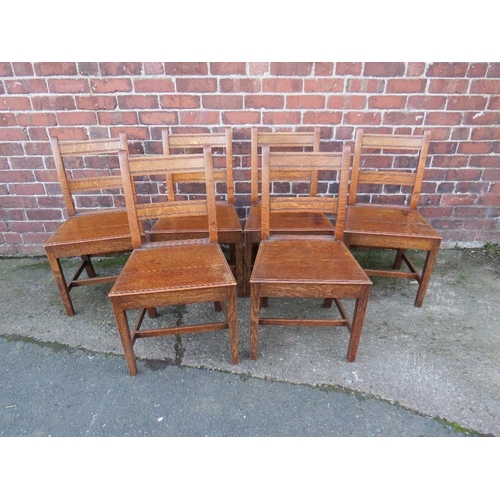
[342,129,442,307]
[44,134,132,316]
[249,146,372,363]
[109,147,239,376]
[149,128,243,296]
[243,127,334,296]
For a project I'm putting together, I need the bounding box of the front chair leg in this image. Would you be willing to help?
[111,304,137,376]
[415,241,440,308]
[46,251,75,316]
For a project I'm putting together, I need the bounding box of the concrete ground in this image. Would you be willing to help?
[0,246,499,437]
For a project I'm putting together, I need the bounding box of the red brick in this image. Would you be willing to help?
[180,110,220,125]
[56,111,97,126]
[0,63,13,76]
[304,78,344,92]
[488,97,500,109]
[270,62,313,76]
[0,128,28,141]
[26,208,63,220]
[262,78,303,93]
[29,127,49,140]
[344,111,382,125]
[32,96,76,110]
[453,206,487,218]
[144,62,164,75]
[164,63,208,75]
[25,142,52,156]
[117,95,159,109]
[303,111,342,124]
[220,78,261,93]
[0,170,36,182]
[0,143,25,155]
[97,111,138,125]
[408,95,447,109]
[463,112,500,125]
[479,194,500,206]
[34,62,77,76]
[222,111,260,125]
[138,111,178,125]
[428,79,468,93]
[447,96,488,110]
[383,112,424,125]
[9,183,46,195]
[347,78,384,93]
[467,63,488,78]
[99,62,143,76]
[48,79,90,93]
[0,113,17,126]
[17,112,57,126]
[327,95,366,109]
[364,62,405,77]
[426,63,468,77]
[286,95,324,109]
[5,79,48,94]
[406,63,426,77]
[457,142,493,154]
[47,127,88,141]
[248,63,268,75]
[77,62,99,75]
[486,63,500,77]
[445,168,482,181]
[134,78,175,93]
[315,63,333,76]
[482,169,500,181]
[5,233,22,244]
[90,78,133,93]
[246,95,284,109]
[368,95,407,109]
[469,155,500,168]
[161,94,200,108]
[176,78,217,93]
[109,126,150,140]
[470,79,500,94]
[210,62,246,75]
[335,63,362,75]
[424,112,462,126]
[471,127,500,140]
[387,79,426,93]
[0,96,31,110]
[263,111,301,125]
[202,95,243,109]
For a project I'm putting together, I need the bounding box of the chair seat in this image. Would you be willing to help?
[345,205,442,241]
[150,203,241,236]
[244,204,334,234]
[251,238,371,285]
[110,242,236,297]
[45,210,131,248]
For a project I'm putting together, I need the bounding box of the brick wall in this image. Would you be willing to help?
[0,61,499,255]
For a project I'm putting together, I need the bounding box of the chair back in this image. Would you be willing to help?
[261,146,351,241]
[50,134,129,217]
[118,146,218,249]
[162,128,234,204]
[250,128,321,205]
[349,129,431,209]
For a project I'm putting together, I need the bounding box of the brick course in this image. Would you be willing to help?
[0,62,499,254]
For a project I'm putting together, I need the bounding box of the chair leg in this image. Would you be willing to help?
[393,249,405,270]
[249,283,261,360]
[111,303,137,376]
[147,308,158,318]
[243,232,253,297]
[214,302,222,312]
[415,241,440,308]
[234,240,244,298]
[322,298,333,308]
[46,251,75,316]
[81,255,96,278]
[347,289,370,362]
[227,286,239,365]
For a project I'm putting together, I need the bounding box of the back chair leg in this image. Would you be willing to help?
[46,251,75,317]
[81,255,96,278]
[393,249,405,270]
[235,241,244,297]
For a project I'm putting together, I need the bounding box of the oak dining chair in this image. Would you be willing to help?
[249,146,372,363]
[341,129,442,307]
[44,134,132,316]
[109,147,239,376]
